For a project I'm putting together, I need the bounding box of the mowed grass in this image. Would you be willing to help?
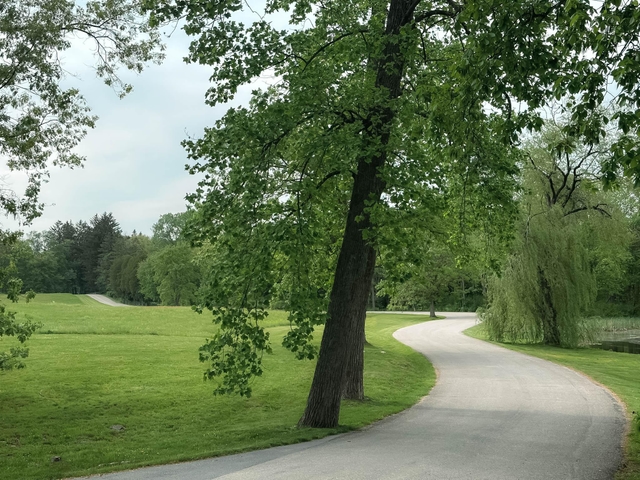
[465,322,640,480]
[0,294,435,480]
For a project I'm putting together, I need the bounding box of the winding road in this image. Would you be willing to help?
[82,313,625,480]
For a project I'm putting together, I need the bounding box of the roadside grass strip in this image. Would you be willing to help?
[465,322,640,480]
[0,295,435,479]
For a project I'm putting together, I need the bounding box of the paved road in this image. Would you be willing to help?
[86,294,129,307]
[80,313,625,480]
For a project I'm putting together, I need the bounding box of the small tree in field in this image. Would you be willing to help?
[380,243,460,317]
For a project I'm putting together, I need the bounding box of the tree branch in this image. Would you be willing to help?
[300,30,367,73]
[413,8,458,24]
[315,170,342,190]
[564,203,611,218]
[561,144,593,209]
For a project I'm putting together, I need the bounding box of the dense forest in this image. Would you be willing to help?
[0,212,200,306]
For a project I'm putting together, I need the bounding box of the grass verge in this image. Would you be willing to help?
[465,323,640,480]
[0,294,435,479]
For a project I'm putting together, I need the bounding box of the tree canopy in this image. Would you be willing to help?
[141,0,640,428]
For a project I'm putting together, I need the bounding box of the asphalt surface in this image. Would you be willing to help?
[86,294,129,307]
[79,313,625,480]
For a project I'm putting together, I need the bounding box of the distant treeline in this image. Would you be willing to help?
[1,210,483,310]
[0,212,200,306]
[2,208,638,314]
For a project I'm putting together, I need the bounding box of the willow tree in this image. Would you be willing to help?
[482,122,631,346]
[483,212,598,346]
[147,0,640,427]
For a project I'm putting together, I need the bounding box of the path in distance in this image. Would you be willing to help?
[80,313,625,480]
[86,294,129,307]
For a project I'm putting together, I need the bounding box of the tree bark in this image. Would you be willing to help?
[342,309,366,400]
[297,181,378,426]
[370,280,376,310]
[430,299,436,318]
[298,0,415,428]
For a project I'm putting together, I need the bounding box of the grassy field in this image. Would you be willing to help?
[0,294,436,480]
[465,322,640,480]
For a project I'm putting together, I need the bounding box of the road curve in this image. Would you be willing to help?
[81,313,625,480]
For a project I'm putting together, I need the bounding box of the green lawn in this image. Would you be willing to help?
[0,294,435,480]
[465,322,640,480]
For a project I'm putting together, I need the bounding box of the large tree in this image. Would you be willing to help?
[138,242,201,305]
[149,0,640,427]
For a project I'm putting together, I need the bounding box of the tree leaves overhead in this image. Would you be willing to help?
[148,0,560,397]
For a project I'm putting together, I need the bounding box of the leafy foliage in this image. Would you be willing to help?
[0,0,163,224]
[482,210,597,346]
[151,211,193,246]
[108,234,151,303]
[198,307,272,397]
[0,245,42,367]
[149,0,560,400]
[0,303,41,370]
[138,242,201,306]
[379,240,461,311]
[482,122,632,346]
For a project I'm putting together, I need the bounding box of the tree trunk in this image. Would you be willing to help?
[298,0,415,428]
[538,267,561,345]
[430,299,436,318]
[370,280,376,310]
[342,309,366,400]
[297,198,377,427]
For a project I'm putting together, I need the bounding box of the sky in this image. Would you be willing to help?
[4,22,274,237]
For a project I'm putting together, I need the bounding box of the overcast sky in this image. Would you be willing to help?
[4,23,274,237]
